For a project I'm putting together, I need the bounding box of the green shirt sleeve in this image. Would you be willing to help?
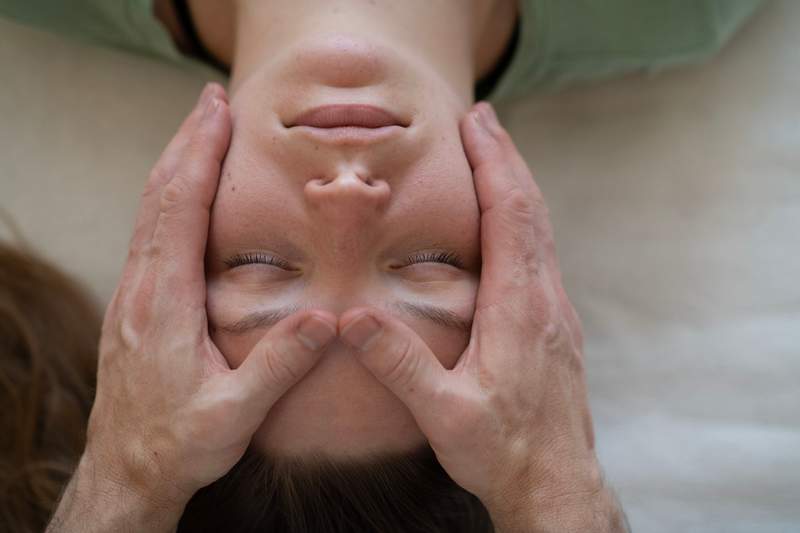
[1,0,767,101]
[0,0,184,63]
[488,0,767,102]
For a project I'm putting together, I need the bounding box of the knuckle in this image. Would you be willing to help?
[144,167,170,198]
[128,237,163,267]
[133,241,164,270]
[159,176,191,215]
[140,240,161,262]
[543,317,581,367]
[498,189,542,280]
[382,337,418,389]
[101,278,163,357]
[543,320,563,351]
[126,240,144,264]
[261,345,302,389]
[502,186,538,225]
[117,316,144,354]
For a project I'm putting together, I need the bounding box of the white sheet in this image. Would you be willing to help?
[1,2,798,531]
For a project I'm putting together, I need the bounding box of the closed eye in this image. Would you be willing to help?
[224,249,464,270]
[400,250,463,268]
[224,252,296,270]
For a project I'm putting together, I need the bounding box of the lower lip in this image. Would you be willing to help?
[290,125,404,144]
[289,104,406,128]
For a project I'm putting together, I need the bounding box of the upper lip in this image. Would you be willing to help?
[287,104,409,129]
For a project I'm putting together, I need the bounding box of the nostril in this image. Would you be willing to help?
[304,175,392,211]
[310,174,375,187]
[306,177,331,187]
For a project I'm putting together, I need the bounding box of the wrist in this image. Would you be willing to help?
[489,485,627,533]
[485,459,628,533]
[46,452,189,533]
[532,485,627,533]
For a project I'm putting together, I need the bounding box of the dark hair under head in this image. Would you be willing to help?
[179,441,495,533]
[0,240,99,533]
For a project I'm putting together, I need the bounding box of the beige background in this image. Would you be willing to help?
[1,2,798,531]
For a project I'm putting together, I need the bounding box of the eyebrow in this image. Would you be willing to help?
[214,301,472,336]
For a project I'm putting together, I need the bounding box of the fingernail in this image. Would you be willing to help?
[202,97,220,121]
[198,82,214,108]
[296,315,337,351]
[481,102,499,127]
[341,313,382,351]
[472,109,488,132]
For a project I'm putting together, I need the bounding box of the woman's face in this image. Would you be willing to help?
[206,34,480,459]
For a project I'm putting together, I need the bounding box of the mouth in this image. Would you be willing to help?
[287,104,409,129]
[285,104,409,145]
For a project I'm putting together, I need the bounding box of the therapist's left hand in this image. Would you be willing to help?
[338,103,627,532]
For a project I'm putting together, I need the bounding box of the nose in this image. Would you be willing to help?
[303,168,391,222]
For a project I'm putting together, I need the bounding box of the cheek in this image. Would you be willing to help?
[408,320,470,370]
[206,281,265,369]
[210,329,257,369]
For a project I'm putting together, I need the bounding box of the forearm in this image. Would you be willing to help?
[46,454,186,533]
[489,485,630,533]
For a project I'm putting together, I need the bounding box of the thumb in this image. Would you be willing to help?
[232,310,337,415]
[339,307,452,431]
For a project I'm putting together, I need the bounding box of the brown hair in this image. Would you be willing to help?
[0,240,494,532]
[0,241,100,533]
[179,442,495,532]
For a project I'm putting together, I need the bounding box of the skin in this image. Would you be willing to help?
[47,1,630,531]
[189,0,519,457]
[46,91,627,533]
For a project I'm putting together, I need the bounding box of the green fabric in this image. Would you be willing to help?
[490,0,766,102]
[0,0,182,62]
[0,0,767,102]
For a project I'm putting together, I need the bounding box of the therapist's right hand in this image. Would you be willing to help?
[46,83,338,533]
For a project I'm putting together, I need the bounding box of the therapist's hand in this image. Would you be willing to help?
[46,83,337,533]
[339,103,628,533]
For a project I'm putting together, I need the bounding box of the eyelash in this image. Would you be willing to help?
[224,250,464,269]
[402,250,464,268]
[224,252,294,270]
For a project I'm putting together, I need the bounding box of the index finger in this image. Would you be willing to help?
[148,95,233,301]
[459,103,558,314]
